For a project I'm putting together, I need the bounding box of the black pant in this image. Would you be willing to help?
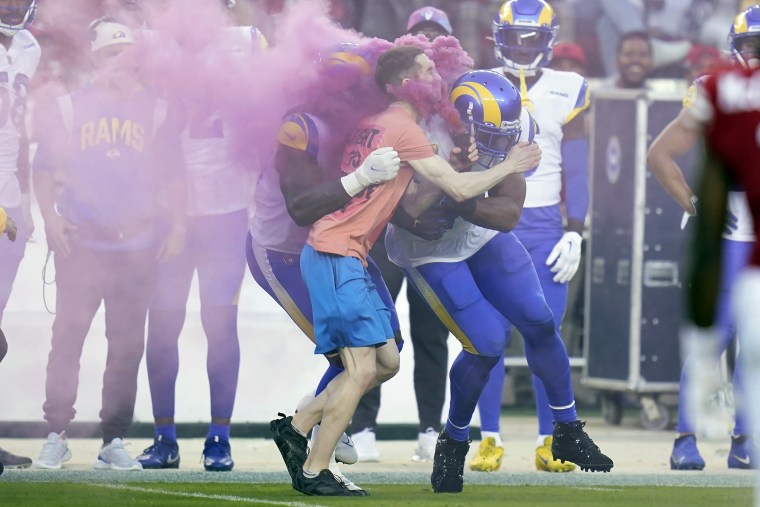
[351,233,450,434]
[43,244,157,442]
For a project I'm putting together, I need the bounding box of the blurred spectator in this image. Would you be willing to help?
[608,30,654,90]
[569,0,645,77]
[685,44,723,82]
[32,19,186,471]
[406,5,452,38]
[549,41,587,76]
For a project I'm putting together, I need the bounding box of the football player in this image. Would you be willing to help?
[0,0,39,472]
[470,0,591,473]
[386,69,610,493]
[646,6,758,470]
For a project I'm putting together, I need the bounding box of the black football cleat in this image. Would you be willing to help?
[551,420,613,472]
[431,429,470,493]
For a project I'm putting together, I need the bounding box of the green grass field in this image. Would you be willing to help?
[0,483,753,507]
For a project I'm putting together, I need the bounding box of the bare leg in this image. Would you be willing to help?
[304,346,377,473]
[292,339,400,433]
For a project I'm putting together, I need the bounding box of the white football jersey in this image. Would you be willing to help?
[0,30,39,207]
[385,115,498,268]
[490,67,589,209]
[182,26,267,216]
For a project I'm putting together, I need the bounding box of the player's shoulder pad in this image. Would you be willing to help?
[16,29,40,51]
[541,68,589,124]
[277,113,320,157]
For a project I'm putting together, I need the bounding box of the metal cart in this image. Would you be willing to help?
[583,88,698,430]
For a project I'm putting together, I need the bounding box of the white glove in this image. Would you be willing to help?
[546,231,582,284]
[341,147,401,197]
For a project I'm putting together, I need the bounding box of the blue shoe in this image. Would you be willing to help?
[670,435,705,470]
[136,435,180,469]
[728,435,756,469]
[202,436,234,472]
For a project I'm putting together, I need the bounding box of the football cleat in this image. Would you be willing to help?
[137,435,180,469]
[431,430,470,493]
[727,435,756,470]
[202,435,234,472]
[551,420,613,472]
[468,437,504,472]
[670,434,705,471]
[536,436,575,472]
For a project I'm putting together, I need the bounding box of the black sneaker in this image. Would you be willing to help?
[0,448,32,469]
[551,420,613,472]
[430,429,470,493]
[293,468,368,496]
[270,413,308,482]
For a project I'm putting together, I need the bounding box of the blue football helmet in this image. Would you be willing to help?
[493,0,558,76]
[729,5,760,68]
[0,0,37,37]
[450,69,525,167]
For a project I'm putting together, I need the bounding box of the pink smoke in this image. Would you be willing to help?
[391,33,472,130]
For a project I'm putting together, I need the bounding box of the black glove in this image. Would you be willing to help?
[391,203,457,241]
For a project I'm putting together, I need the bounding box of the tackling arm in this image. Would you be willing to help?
[406,142,541,207]
[278,146,353,227]
[457,173,526,232]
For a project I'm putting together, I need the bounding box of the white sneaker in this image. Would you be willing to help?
[35,431,72,469]
[412,427,438,462]
[351,428,380,462]
[329,455,365,493]
[311,424,358,465]
[94,438,142,471]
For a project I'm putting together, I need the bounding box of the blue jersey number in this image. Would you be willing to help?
[0,72,30,130]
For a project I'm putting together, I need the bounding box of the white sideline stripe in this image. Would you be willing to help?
[86,483,329,507]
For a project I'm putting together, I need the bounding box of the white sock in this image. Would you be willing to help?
[537,434,551,446]
[302,469,319,479]
[481,431,503,447]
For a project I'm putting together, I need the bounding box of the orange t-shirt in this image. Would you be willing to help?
[307,105,435,264]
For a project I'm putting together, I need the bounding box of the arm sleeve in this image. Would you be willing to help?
[562,138,590,224]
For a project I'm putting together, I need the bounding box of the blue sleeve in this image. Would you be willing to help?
[561,138,589,223]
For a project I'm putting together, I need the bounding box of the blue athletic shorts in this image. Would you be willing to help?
[300,244,393,355]
[247,233,401,344]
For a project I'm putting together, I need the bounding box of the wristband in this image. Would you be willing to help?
[340,172,364,197]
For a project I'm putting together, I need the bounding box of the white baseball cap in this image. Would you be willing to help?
[89,18,135,53]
